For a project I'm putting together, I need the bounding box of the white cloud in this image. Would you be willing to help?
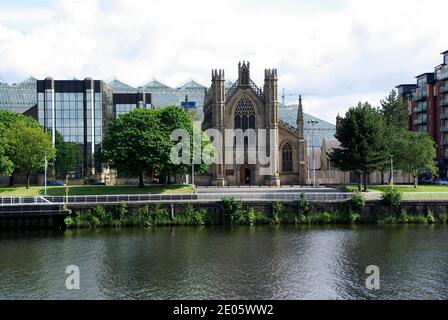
[0,0,447,123]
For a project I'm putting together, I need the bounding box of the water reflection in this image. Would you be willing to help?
[0,225,447,300]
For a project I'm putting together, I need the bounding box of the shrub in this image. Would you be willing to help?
[408,214,428,224]
[248,209,256,225]
[349,212,361,224]
[151,205,170,225]
[222,198,247,225]
[381,215,397,224]
[298,192,310,216]
[272,201,282,224]
[397,210,410,224]
[350,191,365,212]
[427,211,435,224]
[437,213,448,224]
[64,216,74,227]
[204,210,220,225]
[117,202,129,220]
[92,205,113,226]
[381,187,403,207]
[282,210,298,224]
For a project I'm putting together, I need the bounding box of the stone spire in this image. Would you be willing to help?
[297,95,304,138]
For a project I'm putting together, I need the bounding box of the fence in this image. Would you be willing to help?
[0,192,352,206]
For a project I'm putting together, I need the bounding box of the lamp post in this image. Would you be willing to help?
[307,120,319,188]
[390,155,394,189]
[44,156,48,196]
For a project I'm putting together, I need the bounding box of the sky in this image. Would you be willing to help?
[0,0,447,124]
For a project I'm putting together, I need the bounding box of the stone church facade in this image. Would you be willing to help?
[201,62,307,186]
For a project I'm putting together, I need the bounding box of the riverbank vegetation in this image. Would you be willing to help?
[64,195,448,229]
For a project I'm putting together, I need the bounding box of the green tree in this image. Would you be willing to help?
[5,124,56,188]
[380,90,409,131]
[378,90,409,183]
[156,106,213,184]
[101,108,168,187]
[330,102,388,192]
[394,131,437,188]
[0,110,46,186]
[54,131,83,178]
[0,123,13,175]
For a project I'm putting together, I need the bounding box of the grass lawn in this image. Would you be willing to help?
[0,184,193,197]
[344,184,448,193]
[343,184,448,199]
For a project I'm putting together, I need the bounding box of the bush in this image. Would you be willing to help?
[381,215,397,224]
[272,201,282,224]
[248,209,256,225]
[222,198,247,225]
[381,187,403,207]
[397,210,410,224]
[349,212,361,224]
[151,204,170,225]
[64,216,74,227]
[427,211,435,224]
[438,213,448,224]
[298,192,310,216]
[92,205,113,226]
[408,214,428,224]
[204,210,220,225]
[350,191,365,212]
[117,202,129,220]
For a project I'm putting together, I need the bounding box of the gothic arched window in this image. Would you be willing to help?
[282,143,293,172]
[234,98,255,130]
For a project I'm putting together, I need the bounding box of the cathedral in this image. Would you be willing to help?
[201,62,308,186]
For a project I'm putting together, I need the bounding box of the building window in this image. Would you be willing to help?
[282,143,293,172]
[234,98,255,130]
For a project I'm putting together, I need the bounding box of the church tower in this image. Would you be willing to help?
[210,69,225,186]
[263,68,281,186]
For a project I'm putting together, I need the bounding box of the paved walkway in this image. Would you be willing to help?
[196,186,346,193]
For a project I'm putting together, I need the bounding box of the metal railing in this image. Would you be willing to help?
[0,192,352,206]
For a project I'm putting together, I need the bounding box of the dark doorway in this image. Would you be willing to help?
[240,166,251,185]
[244,168,251,185]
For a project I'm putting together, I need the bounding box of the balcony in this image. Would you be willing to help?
[441,111,448,120]
[413,102,427,113]
[413,87,428,101]
[440,83,448,94]
[440,96,448,107]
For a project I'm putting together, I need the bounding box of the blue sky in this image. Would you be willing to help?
[0,0,447,123]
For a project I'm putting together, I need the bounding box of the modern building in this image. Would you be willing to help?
[397,50,448,177]
[37,78,114,177]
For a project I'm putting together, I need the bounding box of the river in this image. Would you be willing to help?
[0,225,447,300]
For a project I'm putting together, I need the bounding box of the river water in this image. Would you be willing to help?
[0,225,447,300]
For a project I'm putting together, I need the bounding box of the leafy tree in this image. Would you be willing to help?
[380,90,409,131]
[155,106,213,184]
[101,108,169,187]
[0,123,13,175]
[54,131,83,178]
[378,90,409,183]
[0,110,46,186]
[394,131,437,188]
[5,124,56,188]
[330,102,388,192]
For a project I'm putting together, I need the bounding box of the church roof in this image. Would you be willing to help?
[278,104,336,148]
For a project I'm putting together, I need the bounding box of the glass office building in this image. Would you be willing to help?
[37,78,114,177]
